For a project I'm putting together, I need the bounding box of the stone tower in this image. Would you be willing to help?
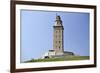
[53,15,64,55]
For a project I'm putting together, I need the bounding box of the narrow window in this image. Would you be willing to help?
[56,30,57,33]
[59,41,60,43]
[59,46,60,49]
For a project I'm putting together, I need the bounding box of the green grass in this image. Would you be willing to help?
[25,56,89,63]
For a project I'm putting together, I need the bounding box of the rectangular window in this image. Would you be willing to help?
[59,41,60,43]
[56,31,57,33]
[59,46,60,49]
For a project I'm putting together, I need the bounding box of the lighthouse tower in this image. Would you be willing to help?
[53,15,64,55]
[41,15,74,59]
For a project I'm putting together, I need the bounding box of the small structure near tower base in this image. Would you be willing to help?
[41,50,74,59]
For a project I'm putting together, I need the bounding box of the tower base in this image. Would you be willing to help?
[41,50,74,59]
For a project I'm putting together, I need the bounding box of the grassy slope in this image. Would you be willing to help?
[25,56,89,63]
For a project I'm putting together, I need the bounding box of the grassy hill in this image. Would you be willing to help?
[25,56,89,63]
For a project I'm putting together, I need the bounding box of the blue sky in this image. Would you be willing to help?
[20,10,90,62]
